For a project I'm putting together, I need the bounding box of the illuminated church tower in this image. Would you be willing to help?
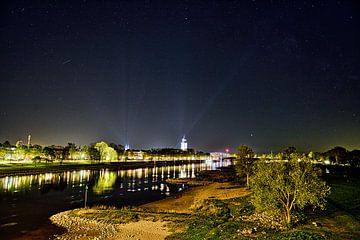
[27,134,31,147]
[181,136,188,151]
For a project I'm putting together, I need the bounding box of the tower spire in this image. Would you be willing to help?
[27,134,31,147]
[181,135,188,151]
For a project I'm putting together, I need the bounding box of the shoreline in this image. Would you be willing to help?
[2,161,228,240]
[49,178,360,240]
[50,180,250,240]
[0,159,207,178]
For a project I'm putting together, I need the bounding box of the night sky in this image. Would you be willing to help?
[1,1,359,153]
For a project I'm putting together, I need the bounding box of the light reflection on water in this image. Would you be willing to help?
[0,160,231,239]
[0,160,230,195]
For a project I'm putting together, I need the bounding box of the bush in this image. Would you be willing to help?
[251,158,330,225]
[277,230,326,240]
[192,199,230,219]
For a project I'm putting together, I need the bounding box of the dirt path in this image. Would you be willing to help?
[141,182,251,213]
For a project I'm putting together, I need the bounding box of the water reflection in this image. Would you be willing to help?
[92,170,117,194]
[0,160,231,195]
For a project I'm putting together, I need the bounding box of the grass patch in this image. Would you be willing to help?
[167,198,259,240]
[225,196,255,218]
[71,206,140,224]
[166,175,360,240]
[268,229,327,240]
[62,172,360,240]
[326,177,360,219]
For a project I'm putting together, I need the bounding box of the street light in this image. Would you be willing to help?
[84,185,88,208]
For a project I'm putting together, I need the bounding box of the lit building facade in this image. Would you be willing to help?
[181,136,188,151]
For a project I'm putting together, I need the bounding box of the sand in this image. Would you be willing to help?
[50,182,250,240]
[109,220,170,240]
[110,182,250,239]
[141,182,251,213]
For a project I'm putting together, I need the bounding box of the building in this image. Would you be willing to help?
[181,136,188,151]
[210,152,231,160]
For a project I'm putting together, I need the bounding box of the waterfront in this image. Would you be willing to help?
[0,160,230,239]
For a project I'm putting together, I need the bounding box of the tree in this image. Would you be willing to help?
[349,150,360,167]
[251,157,330,225]
[281,146,298,160]
[15,140,24,148]
[0,146,8,160]
[3,141,13,148]
[32,156,41,167]
[80,145,90,159]
[308,151,322,162]
[236,144,255,159]
[235,144,255,188]
[63,143,78,160]
[95,142,108,161]
[87,145,100,161]
[326,146,348,165]
[108,143,125,155]
[43,147,56,160]
[94,142,118,162]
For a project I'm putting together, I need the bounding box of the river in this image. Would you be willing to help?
[0,160,230,239]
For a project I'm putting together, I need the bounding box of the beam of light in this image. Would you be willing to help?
[183,73,234,138]
[120,52,149,147]
[182,52,250,142]
[61,59,72,65]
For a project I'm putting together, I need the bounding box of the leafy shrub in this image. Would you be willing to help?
[277,230,326,240]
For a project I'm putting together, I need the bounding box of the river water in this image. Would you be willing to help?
[0,160,230,239]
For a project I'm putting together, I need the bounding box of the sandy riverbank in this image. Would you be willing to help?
[49,181,250,240]
[50,209,170,240]
[141,182,250,213]
[109,220,170,240]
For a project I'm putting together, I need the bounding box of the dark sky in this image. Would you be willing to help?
[1,0,359,153]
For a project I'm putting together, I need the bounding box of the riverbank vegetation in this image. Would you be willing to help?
[0,141,209,169]
[50,150,360,239]
[251,158,330,225]
[50,179,360,239]
[2,139,359,239]
[1,140,359,166]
